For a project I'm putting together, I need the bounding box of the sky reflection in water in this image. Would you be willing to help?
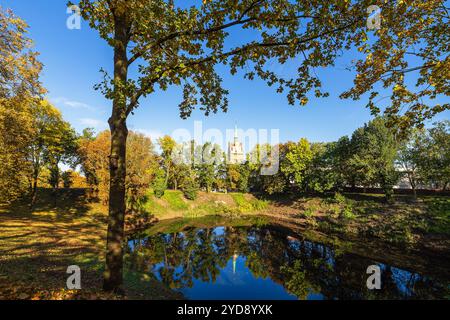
[127,223,450,300]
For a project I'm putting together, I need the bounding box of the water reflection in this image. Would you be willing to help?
[126,223,450,300]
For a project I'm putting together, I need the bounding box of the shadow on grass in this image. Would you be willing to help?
[255,190,421,206]
[9,188,90,216]
[0,188,180,299]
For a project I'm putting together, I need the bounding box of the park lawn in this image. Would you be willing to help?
[0,189,180,300]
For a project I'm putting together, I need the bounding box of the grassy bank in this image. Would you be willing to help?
[144,190,269,219]
[264,192,450,250]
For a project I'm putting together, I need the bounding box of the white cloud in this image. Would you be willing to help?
[79,118,108,130]
[134,128,164,141]
[50,97,93,110]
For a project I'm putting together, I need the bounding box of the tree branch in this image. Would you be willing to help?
[126,19,358,115]
[128,8,316,66]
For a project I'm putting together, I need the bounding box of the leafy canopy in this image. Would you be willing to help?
[76,0,448,127]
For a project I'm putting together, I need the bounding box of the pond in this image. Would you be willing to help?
[126,217,450,300]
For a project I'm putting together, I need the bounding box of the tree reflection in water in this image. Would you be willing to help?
[126,224,450,300]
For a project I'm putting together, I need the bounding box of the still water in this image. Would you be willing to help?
[126,218,450,300]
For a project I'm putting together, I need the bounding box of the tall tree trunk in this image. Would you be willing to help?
[103,17,129,293]
[50,163,60,189]
[165,162,170,187]
[407,174,417,200]
[411,180,417,200]
[382,177,394,204]
[31,176,38,206]
[30,165,39,207]
[104,118,128,292]
[55,164,60,189]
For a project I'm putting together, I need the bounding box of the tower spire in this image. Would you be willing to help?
[233,253,238,274]
[228,123,244,164]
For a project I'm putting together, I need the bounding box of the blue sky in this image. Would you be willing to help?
[2,0,448,151]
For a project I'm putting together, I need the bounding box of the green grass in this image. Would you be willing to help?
[162,190,188,210]
[143,193,166,217]
[292,193,450,246]
[0,188,177,300]
[144,190,188,217]
[423,196,450,235]
[302,207,316,218]
[184,202,239,218]
[142,190,271,219]
[230,193,269,213]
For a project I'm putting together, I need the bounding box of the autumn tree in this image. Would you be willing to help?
[79,130,157,204]
[27,101,76,205]
[226,164,241,192]
[61,170,74,188]
[158,135,177,188]
[340,1,449,130]
[124,132,158,229]
[0,7,44,203]
[45,119,78,189]
[75,0,449,292]
[126,132,158,212]
[71,170,89,188]
[78,130,111,203]
[0,6,43,98]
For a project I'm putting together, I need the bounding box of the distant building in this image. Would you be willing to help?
[228,126,245,164]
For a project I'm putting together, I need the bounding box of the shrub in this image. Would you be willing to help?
[329,205,341,218]
[303,208,315,218]
[183,188,198,201]
[341,207,356,220]
[61,171,74,188]
[182,175,199,201]
[252,199,269,211]
[334,192,346,204]
[153,169,167,198]
[230,193,268,213]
